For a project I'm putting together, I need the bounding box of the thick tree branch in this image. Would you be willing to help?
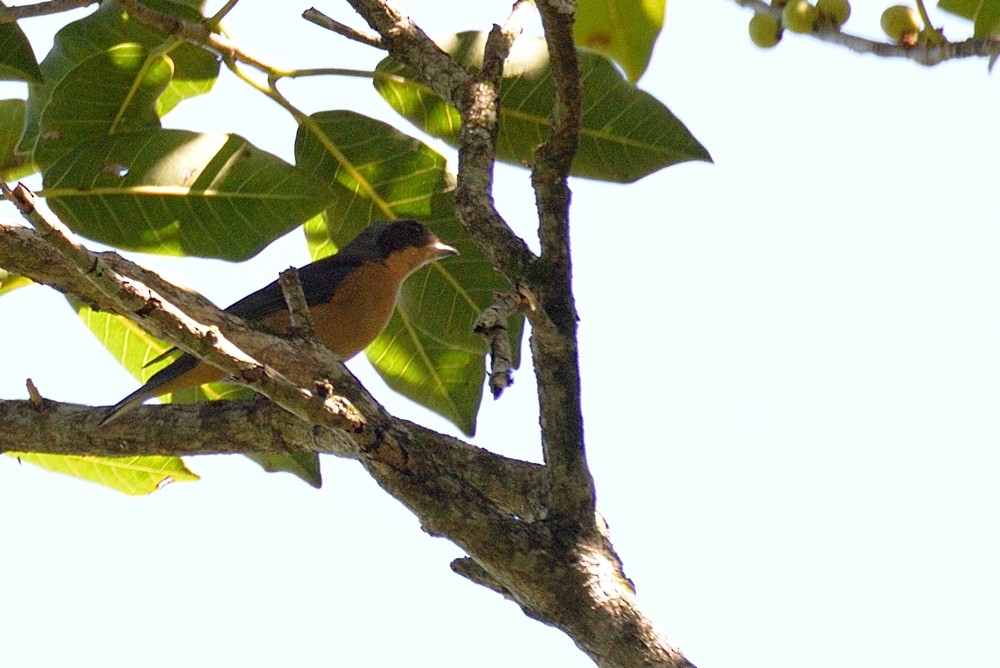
[0,397,358,457]
[530,0,593,522]
[0,396,546,519]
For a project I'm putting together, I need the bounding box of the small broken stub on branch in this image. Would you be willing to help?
[26,378,44,409]
[474,292,524,399]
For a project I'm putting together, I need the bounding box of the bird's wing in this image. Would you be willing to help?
[224,253,364,320]
[142,253,365,369]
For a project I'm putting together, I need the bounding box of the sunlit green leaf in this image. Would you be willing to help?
[375,32,709,183]
[244,453,322,488]
[974,0,1000,35]
[0,17,42,82]
[0,268,31,296]
[18,0,219,155]
[938,0,981,21]
[574,0,666,82]
[296,110,453,256]
[42,129,331,260]
[0,99,35,180]
[34,43,172,170]
[295,111,522,434]
[7,452,199,495]
[937,0,1000,34]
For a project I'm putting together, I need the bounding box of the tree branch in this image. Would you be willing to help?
[301,7,384,49]
[113,0,275,72]
[529,0,594,522]
[0,395,546,518]
[452,2,539,284]
[732,0,1000,66]
[0,0,95,23]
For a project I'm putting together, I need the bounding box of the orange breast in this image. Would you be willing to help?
[302,261,400,359]
[147,261,402,400]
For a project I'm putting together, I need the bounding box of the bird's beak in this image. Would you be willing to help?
[432,239,459,259]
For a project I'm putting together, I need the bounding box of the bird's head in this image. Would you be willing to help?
[345,220,458,279]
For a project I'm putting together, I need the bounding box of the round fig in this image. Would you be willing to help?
[749,13,782,48]
[782,0,818,34]
[817,0,851,28]
[881,5,921,45]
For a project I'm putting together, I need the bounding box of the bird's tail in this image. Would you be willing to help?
[96,387,149,426]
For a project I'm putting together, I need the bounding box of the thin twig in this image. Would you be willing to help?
[453,0,538,286]
[278,266,314,338]
[207,0,240,28]
[113,0,275,72]
[473,292,523,398]
[732,0,1000,65]
[0,0,95,23]
[302,7,383,48]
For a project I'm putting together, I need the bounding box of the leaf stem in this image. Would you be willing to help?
[914,0,944,45]
[207,0,241,28]
[280,67,377,79]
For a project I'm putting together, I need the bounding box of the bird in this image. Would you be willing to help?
[99,219,458,424]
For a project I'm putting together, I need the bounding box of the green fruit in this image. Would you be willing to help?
[881,5,921,44]
[749,13,782,48]
[782,0,818,34]
[817,0,851,28]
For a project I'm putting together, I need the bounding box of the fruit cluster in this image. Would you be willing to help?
[748,1,924,49]
[748,0,851,48]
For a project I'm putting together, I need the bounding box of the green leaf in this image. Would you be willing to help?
[938,0,981,21]
[18,0,219,155]
[73,294,323,488]
[0,268,31,296]
[0,17,42,82]
[0,99,35,180]
[295,111,523,434]
[975,0,1000,35]
[42,129,331,260]
[244,453,322,488]
[937,0,1000,35]
[76,299,178,382]
[374,32,709,183]
[574,0,666,82]
[296,110,454,257]
[7,452,199,495]
[34,43,172,170]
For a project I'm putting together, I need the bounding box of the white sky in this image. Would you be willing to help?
[1,2,998,667]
